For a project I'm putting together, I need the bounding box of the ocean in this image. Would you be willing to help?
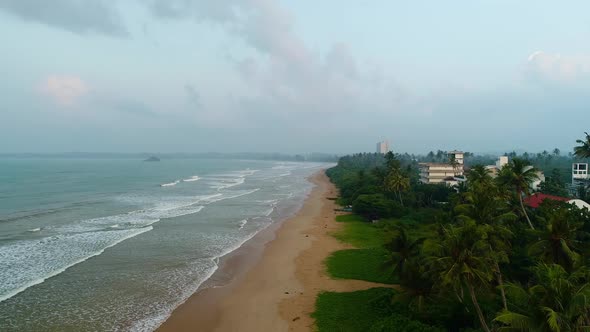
[0,158,328,331]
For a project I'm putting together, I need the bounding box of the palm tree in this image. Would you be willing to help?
[385,170,410,206]
[529,208,582,272]
[497,158,539,230]
[455,181,515,310]
[427,221,494,332]
[393,259,435,313]
[467,165,492,187]
[494,264,590,331]
[574,132,590,158]
[383,227,425,276]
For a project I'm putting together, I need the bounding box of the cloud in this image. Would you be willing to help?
[0,0,127,36]
[526,51,590,82]
[39,75,89,106]
[105,99,158,117]
[147,0,403,119]
[184,84,202,109]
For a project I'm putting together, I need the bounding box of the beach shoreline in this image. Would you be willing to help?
[156,170,331,331]
[158,170,383,332]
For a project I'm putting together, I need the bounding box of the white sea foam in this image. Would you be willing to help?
[160,180,180,187]
[201,189,260,204]
[257,199,279,205]
[182,176,200,182]
[237,219,248,229]
[0,195,210,303]
[208,177,246,190]
[28,228,41,232]
[263,207,274,216]
[0,227,152,303]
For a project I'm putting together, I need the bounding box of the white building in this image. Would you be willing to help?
[531,170,546,191]
[573,163,589,185]
[376,141,390,154]
[419,150,464,184]
[447,150,464,167]
[496,156,509,168]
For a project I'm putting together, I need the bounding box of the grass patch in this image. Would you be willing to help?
[333,217,388,249]
[313,287,395,332]
[326,248,397,284]
[335,214,366,223]
[313,287,444,332]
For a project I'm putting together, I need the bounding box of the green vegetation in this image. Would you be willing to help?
[313,288,444,332]
[574,132,590,158]
[313,288,395,332]
[332,216,387,248]
[335,214,365,223]
[326,248,395,284]
[319,133,590,332]
[329,210,395,284]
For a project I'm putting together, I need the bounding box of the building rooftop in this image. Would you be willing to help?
[419,162,455,167]
[448,150,464,154]
[523,193,569,208]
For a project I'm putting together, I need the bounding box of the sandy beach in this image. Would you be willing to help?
[158,170,386,332]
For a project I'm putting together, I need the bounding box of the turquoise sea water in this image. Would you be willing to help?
[0,158,328,331]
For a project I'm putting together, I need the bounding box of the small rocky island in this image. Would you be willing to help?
[144,156,160,162]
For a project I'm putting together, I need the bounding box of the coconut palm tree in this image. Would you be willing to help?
[574,132,590,159]
[385,170,410,206]
[383,227,425,276]
[393,259,435,313]
[494,264,590,331]
[427,221,494,332]
[467,165,493,187]
[455,181,515,310]
[497,158,539,230]
[528,208,582,272]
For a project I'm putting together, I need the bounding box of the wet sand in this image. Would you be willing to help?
[158,171,388,332]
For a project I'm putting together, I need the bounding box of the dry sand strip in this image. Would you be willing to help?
[158,171,394,332]
[279,172,396,332]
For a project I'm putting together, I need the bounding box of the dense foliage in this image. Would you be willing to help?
[323,135,590,332]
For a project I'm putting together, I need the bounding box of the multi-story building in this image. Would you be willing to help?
[573,163,589,183]
[419,150,464,184]
[376,141,390,154]
[572,163,590,189]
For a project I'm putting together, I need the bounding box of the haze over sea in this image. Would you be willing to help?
[0,158,328,331]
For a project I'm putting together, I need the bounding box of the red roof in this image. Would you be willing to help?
[524,193,569,208]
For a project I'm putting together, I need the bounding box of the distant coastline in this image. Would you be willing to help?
[0,152,338,162]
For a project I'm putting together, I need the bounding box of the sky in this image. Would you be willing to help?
[1,0,589,154]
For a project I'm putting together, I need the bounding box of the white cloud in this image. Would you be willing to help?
[527,51,590,81]
[39,75,89,106]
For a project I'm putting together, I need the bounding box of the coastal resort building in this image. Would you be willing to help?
[376,140,390,154]
[419,150,464,185]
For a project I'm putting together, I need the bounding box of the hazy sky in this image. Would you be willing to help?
[1,0,589,154]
